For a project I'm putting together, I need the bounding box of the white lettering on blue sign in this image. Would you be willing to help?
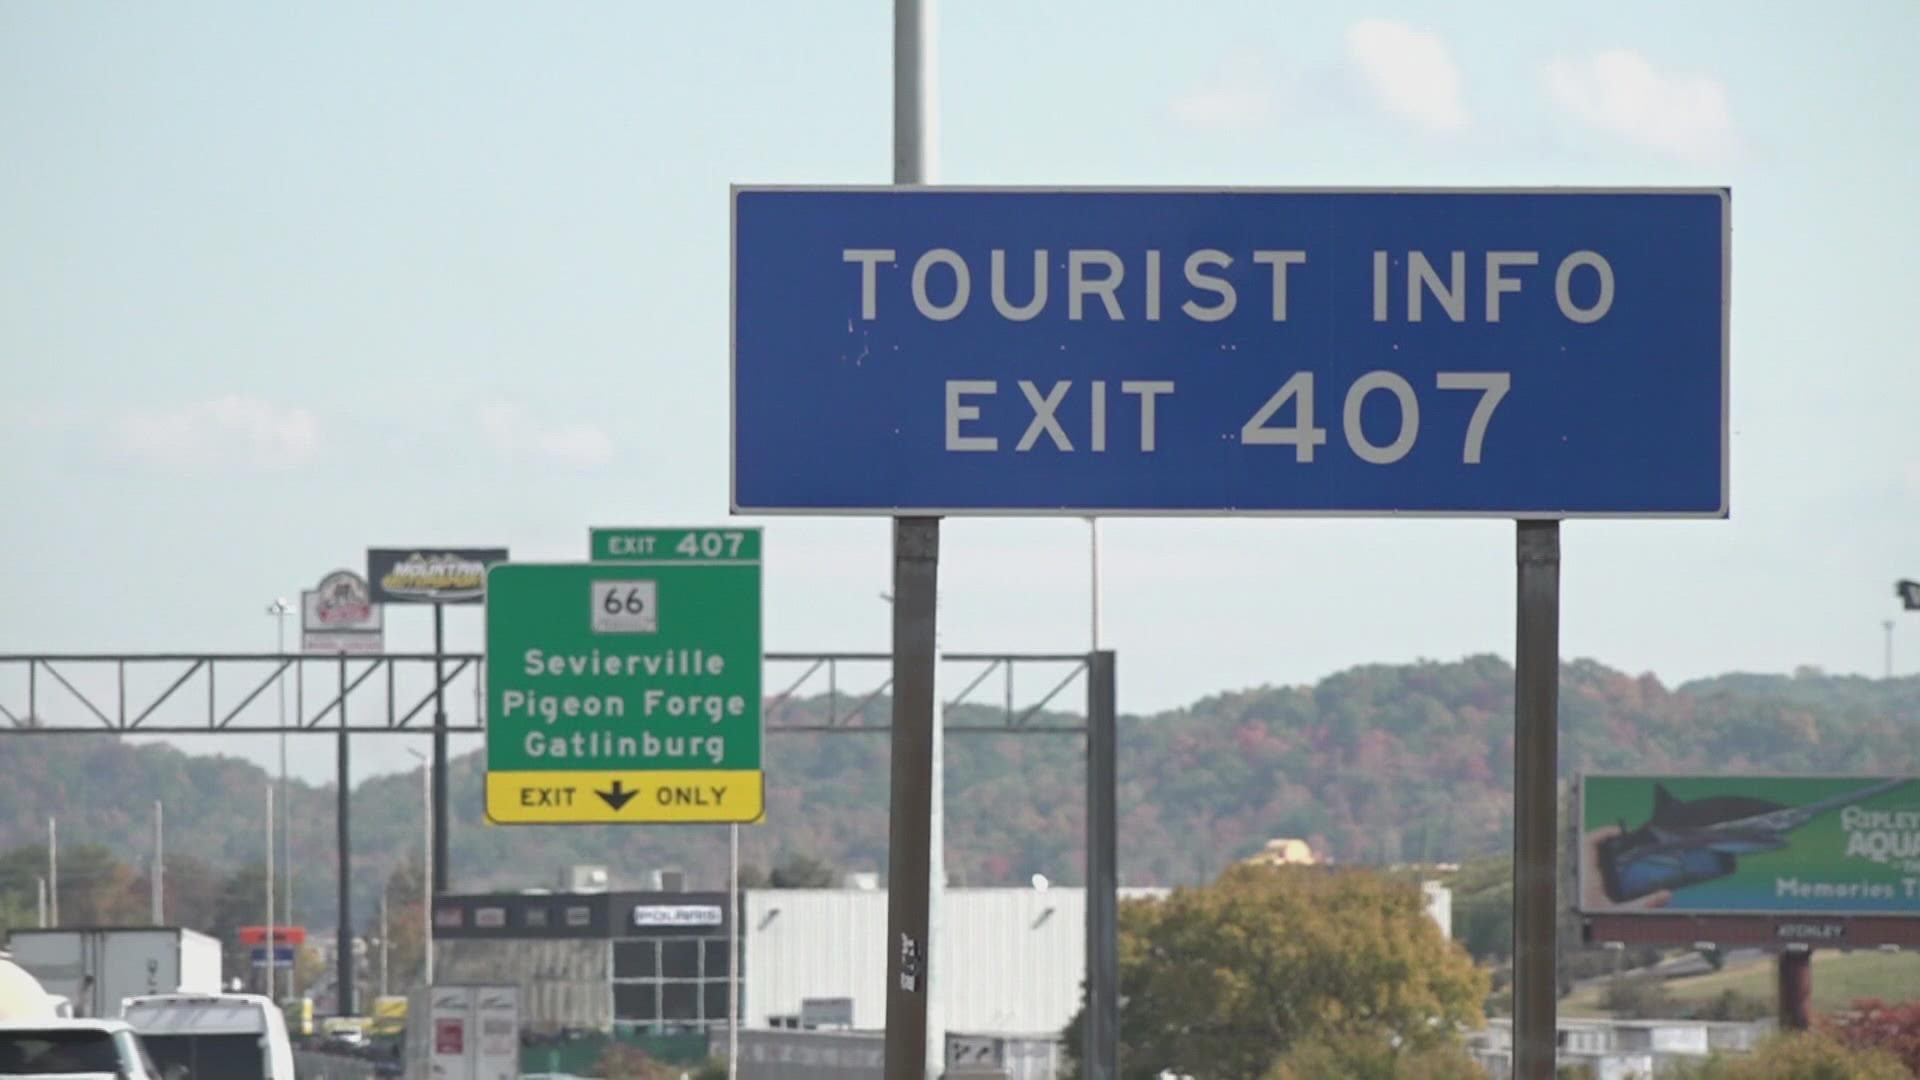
[735,188,1728,516]
[846,247,1615,326]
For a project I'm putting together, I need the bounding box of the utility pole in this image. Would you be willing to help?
[424,756,434,985]
[337,652,354,1016]
[47,818,58,927]
[269,598,294,997]
[1884,619,1894,679]
[409,748,435,986]
[151,801,164,924]
[1089,518,1101,651]
[266,784,276,1001]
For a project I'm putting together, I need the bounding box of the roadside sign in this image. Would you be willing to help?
[301,569,384,654]
[731,186,1729,518]
[249,946,295,968]
[1578,773,1920,916]
[483,538,763,825]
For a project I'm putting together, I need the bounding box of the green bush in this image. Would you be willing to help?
[1264,1031,1484,1079]
[1686,990,1773,1022]
[1601,974,1676,1019]
[1659,1029,1909,1080]
[592,1042,677,1080]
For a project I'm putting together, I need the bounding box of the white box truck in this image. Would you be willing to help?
[403,984,519,1080]
[5,928,223,1020]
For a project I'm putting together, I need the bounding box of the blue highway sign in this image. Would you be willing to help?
[731,187,1728,518]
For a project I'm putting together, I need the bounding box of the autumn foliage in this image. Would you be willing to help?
[1061,863,1488,1078]
[1821,998,1920,1075]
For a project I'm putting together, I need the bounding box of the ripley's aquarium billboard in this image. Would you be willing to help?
[1577,773,1920,917]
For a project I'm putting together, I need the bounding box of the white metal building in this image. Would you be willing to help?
[744,886,1169,1036]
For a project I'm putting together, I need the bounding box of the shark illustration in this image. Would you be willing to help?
[1597,777,1908,903]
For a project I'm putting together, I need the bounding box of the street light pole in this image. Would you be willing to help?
[268,598,294,1001]
[1088,517,1100,652]
[266,783,275,1001]
[407,748,434,987]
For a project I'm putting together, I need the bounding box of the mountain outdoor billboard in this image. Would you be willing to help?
[1578,773,1920,917]
[366,547,510,605]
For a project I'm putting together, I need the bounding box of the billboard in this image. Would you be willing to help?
[366,547,509,605]
[1578,773,1920,917]
[301,569,383,653]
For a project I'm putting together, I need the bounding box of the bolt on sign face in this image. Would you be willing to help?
[483,533,763,825]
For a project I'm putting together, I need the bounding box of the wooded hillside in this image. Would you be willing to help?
[2,655,1913,933]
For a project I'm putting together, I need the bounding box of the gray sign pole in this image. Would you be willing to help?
[1084,650,1118,1080]
[337,651,355,1015]
[886,515,939,1080]
[1513,521,1561,1077]
[883,2,938,1078]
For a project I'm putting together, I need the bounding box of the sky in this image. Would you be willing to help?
[2,1,1916,785]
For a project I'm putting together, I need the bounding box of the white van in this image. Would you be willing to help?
[118,993,294,1080]
[0,1018,162,1078]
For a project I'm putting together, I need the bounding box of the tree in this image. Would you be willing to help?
[1600,974,1674,1019]
[1266,1032,1486,1079]
[1662,1029,1909,1079]
[0,845,50,935]
[210,863,270,987]
[371,857,429,996]
[1821,998,1920,1075]
[292,944,327,1001]
[768,854,837,889]
[592,1041,677,1080]
[70,848,146,925]
[155,853,225,936]
[1060,863,1489,1079]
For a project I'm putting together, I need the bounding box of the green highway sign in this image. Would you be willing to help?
[484,537,763,824]
[591,526,762,563]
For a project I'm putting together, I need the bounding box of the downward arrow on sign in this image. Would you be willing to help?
[597,780,638,811]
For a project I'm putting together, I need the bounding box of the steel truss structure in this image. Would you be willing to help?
[0,652,1094,735]
[0,646,1117,1070]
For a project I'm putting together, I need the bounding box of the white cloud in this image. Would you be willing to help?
[1344,18,1469,134]
[1168,59,1279,133]
[477,402,613,468]
[1543,49,1737,163]
[120,395,318,470]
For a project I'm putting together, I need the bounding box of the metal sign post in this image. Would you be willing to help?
[1513,522,1560,1075]
[1084,651,1118,1080]
[883,1,938,1077]
[367,546,508,896]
